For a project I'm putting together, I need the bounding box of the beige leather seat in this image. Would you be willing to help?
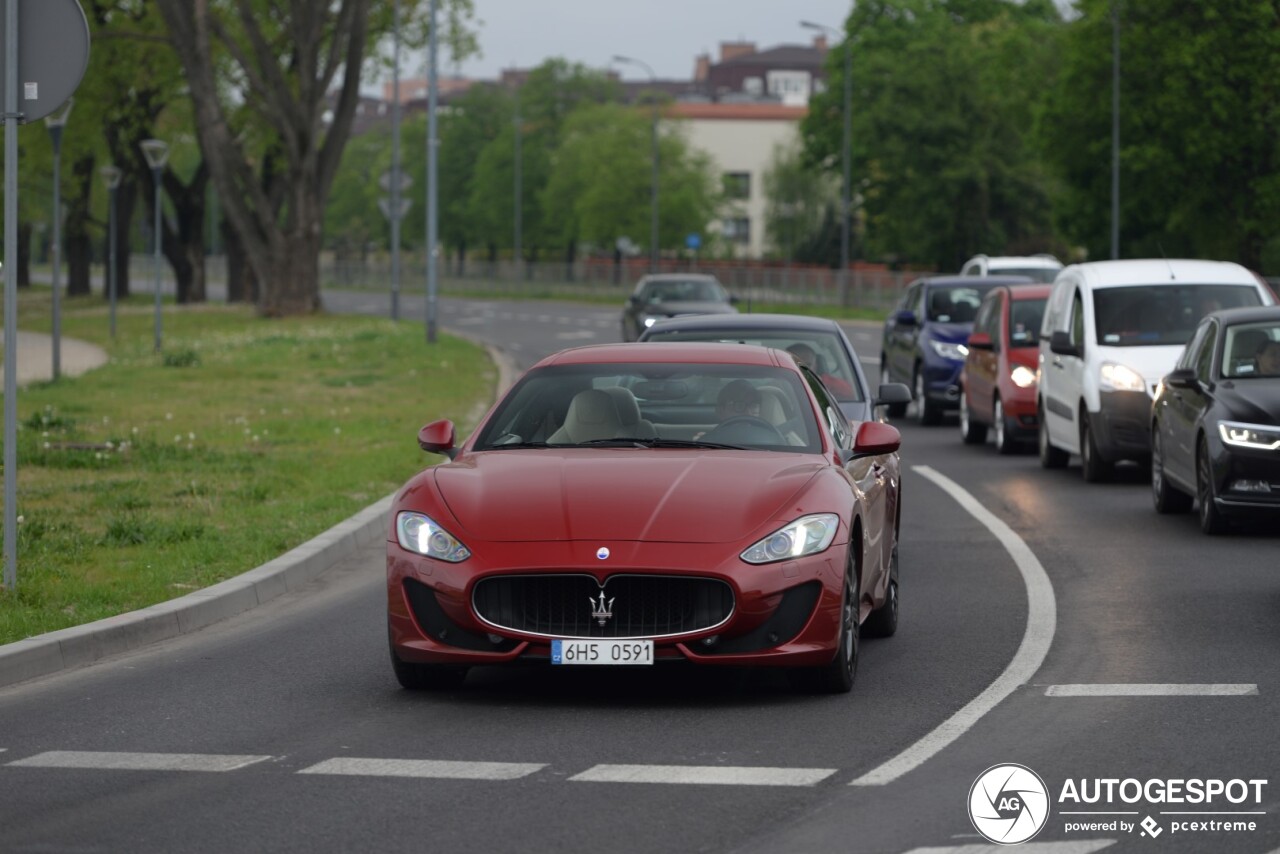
[757,386,791,427]
[548,389,625,443]
[602,386,657,439]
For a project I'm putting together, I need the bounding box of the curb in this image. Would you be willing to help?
[0,336,517,691]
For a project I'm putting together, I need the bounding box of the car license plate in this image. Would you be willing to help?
[551,639,653,665]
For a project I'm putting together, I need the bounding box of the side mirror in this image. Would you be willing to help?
[892,310,918,327]
[967,331,993,351]
[728,293,741,304]
[874,382,912,408]
[628,295,641,306]
[418,419,458,460]
[1049,330,1081,358]
[852,420,902,457]
[1165,367,1198,390]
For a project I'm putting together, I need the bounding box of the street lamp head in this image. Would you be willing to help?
[140,139,170,171]
[611,54,655,80]
[44,98,74,130]
[100,165,122,190]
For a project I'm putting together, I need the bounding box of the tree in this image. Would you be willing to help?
[156,0,475,316]
[761,140,838,263]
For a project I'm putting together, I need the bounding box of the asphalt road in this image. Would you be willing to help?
[2,290,1278,853]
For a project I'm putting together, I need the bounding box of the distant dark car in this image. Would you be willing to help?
[621,274,737,341]
[881,275,1033,424]
[639,313,910,423]
[1150,306,1280,534]
[959,283,1051,453]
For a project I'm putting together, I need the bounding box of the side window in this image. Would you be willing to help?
[1194,324,1218,382]
[1069,289,1085,348]
[1178,323,1210,370]
[894,283,916,314]
[804,371,849,448]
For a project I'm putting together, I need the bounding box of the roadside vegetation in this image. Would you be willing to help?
[0,293,494,645]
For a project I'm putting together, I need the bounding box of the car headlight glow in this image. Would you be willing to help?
[930,340,969,361]
[1218,420,1280,451]
[1010,365,1037,388]
[396,512,471,562]
[741,514,840,564]
[1100,362,1146,393]
[643,316,658,328]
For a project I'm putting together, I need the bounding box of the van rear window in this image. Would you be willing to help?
[1093,285,1262,346]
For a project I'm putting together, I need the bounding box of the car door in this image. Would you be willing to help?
[884,281,921,384]
[1165,321,1216,488]
[968,290,1001,421]
[1044,284,1087,453]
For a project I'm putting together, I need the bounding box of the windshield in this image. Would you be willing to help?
[1008,299,1047,347]
[640,279,726,303]
[641,329,865,402]
[474,363,822,453]
[1094,285,1263,347]
[992,266,1059,283]
[926,285,995,323]
[1222,322,1280,378]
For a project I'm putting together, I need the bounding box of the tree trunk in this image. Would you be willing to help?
[262,232,322,316]
[564,239,576,282]
[113,183,138,300]
[223,222,258,305]
[65,154,96,297]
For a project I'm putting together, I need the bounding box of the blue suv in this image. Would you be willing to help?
[881,275,1033,424]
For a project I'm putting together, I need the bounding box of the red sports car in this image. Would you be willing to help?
[959,283,1051,453]
[387,342,903,694]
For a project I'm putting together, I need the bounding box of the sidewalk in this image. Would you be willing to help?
[0,331,109,391]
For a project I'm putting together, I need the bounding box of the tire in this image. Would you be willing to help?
[911,366,942,426]
[790,557,858,694]
[959,392,987,445]
[1079,412,1114,483]
[1038,402,1069,469]
[862,545,899,639]
[993,397,1019,455]
[390,646,468,690]
[1197,437,1229,535]
[1151,425,1192,514]
[882,360,907,418]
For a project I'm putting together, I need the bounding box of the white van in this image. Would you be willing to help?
[1037,259,1276,481]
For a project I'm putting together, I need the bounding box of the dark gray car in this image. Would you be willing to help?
[621,274,738,341]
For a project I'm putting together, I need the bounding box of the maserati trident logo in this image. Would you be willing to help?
[589,591,614,626]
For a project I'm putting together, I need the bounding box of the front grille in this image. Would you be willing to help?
[472,574,735,639]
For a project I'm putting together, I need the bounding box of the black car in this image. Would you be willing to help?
[881,275,1033,424]
[1151,306,1280,534]
[638,313,911,423]
[621,274,738,341]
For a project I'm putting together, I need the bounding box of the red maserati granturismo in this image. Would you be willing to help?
[387,342,903,694]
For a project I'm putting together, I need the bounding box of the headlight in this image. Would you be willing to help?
[741,514,840,564]
[930,340,969,361]
[1100,362,1146,393]
[1218,421,1280,450]
[1010,365,1037,388]
[396,512,471,562]
[642,317,658,328]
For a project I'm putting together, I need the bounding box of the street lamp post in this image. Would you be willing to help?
[100,165,122,338]
[802,20,852,307]
[140,139,169,352]
[425,0,439,343]
[613,55,659,273]
[514,80,522,281]
[45,99,73,381]
[390,0,402,320]
[1111,0,1120,260]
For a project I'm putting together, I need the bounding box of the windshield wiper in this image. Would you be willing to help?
[480,441,554,450]
[574,437,748,450]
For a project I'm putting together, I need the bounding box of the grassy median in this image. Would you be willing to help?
[0,293,495,645]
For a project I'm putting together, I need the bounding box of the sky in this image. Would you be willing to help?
[444,0,857,82]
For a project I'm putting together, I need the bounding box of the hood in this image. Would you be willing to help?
[927,321,973,343]
[1214,380,1280,425]
[1095,345,1185,395]
[644,300,738,318]
[433,450,822,543]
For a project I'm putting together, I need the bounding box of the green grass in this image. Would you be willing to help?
[0,293,494,644]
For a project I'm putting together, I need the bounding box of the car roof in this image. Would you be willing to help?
[637,273,721,282]
[1207,306,1280,325]
[536,341,786,368]
[642,313,841,334]
[1063,258,1262,289]
[1001,283,1053,300]
[982,255,1063,269]
[915,274,1036,287]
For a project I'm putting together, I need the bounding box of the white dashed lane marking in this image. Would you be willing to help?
[1045,684,1258,697]
[298,758,545,780]
[9,751,271,772]
[569,764,836,787]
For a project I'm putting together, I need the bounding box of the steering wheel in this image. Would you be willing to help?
[703,415,787,445]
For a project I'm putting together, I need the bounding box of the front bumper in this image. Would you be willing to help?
[922,359,964,410]
[1208,440,1280,517]
[1091,391,1153,462]
[387,540,847,669]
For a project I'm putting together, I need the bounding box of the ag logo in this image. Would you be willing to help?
[968,763,1050,845]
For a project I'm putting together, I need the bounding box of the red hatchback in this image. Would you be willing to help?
[959,284,1051,453]
[388,342,903,694]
